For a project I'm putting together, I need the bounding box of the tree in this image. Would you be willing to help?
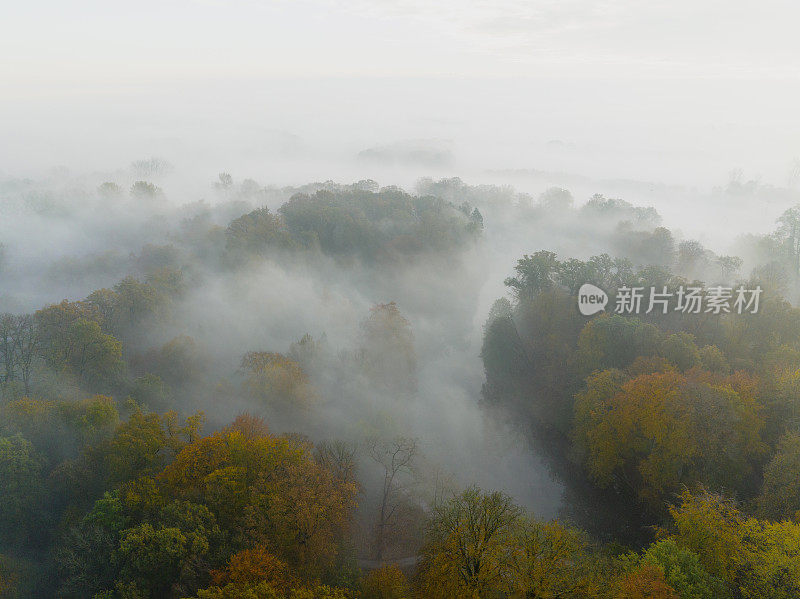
[315,440,358,488]
[116,522,210,598]
[212,546,293,592]
[130,181,163,199]
[573,370,766,509]
[0,314,16,385]
[537,187,573,211]
[504,251,559,300]
[776,205,800,273]
[0,434,45,548]
[2,395,119,466]
[614,564,678,599]
[128,374,172,412]
[639,538,722,599]
[367,437,418,560]
[575,315,661,376]
[417,487,521,598]
[717,255,743,281]
[158,428,358,578]
[359,303,416,393]
[56,319,124,387]
[56,493,127,598]
[758,432,800,520]
[130,157,173,178]
[557,258,597,295]
[112,276,163,335]
[240,352,315,412]
[676,240,709,278]
[225,207,293,258]
[669,490,745,583]
[12,314,39,395]
[698,345,730,374]
[511,519,602,598]
[671,489,800,598]
[587,253,635,290]
[89,409,203,493]
[469,207,483,230]
[658,332,701,371]
[35,300,123,387]
[277,188,478,261]
[136,336,208,392]
[360,564,410,599]
[215,173,234,192]
[97,182,123,200]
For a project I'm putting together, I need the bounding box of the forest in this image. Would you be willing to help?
[2,168,800,599]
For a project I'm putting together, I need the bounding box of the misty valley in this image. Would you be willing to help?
[4,169,800,599]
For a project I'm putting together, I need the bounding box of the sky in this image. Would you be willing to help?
[4,0,800,81]
[2,0,800,191]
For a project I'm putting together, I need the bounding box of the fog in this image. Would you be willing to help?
[4,0,800,582]
[5,72,800,516]
[6,74,800,239]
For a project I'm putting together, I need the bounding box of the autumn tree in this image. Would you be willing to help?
[241,351,315,412]
[510,518,603,599]
[360,564,410,599]
[417,486,521,598]
[158,427,358,579]
[757,432,800,520]
[671,489,800,598]
[613,564,678,599]
[60,409,204,512]
[573,369,766,510]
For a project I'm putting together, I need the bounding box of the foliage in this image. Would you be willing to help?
[417,486,522,598]
[573,369,766,509]
[0,434,45,548]
[359,565,409,599]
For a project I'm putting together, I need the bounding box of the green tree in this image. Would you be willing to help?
[116,522,210,598]
[640,538,723,599]
[0,434,45,548]
[504,251,560,300]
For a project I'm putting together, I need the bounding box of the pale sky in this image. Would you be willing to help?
[3,0,800,83]
[3,0,800,190]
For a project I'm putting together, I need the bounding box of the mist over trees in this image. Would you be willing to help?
[3,168,800,598]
